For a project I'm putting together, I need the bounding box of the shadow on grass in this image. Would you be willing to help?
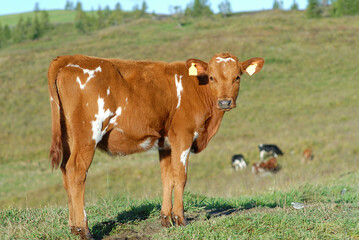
[91,202,161,240]
[91,193,286,239]
[184,192,285,222]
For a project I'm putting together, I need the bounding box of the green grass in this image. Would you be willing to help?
[0,10,359,239]
[0,10,76,26]
[1,171,358,239]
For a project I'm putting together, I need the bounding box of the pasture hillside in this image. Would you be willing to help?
[1,172,359,239]
[0,9,358,238]
[0,10,76,26]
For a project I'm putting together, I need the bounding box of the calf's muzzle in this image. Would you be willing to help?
[217,98,233,110]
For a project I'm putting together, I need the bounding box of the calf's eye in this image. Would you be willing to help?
[209,76,214,81]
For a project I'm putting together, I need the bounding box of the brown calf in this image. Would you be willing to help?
[48,53,264,238]
[302,148,314,163]
[252,157,278,174]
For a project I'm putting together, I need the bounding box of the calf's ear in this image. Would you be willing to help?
[241,58,264,76]
[186,59,208,76]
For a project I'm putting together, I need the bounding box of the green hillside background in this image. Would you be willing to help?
[0,8,358,239]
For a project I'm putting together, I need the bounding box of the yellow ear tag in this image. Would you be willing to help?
[189,63,198,76]
[246,64,257,76]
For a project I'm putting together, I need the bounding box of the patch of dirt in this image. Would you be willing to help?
[101,218,163,240]
[102,207,281,239]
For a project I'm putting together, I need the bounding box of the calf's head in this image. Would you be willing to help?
[186,53,264,111]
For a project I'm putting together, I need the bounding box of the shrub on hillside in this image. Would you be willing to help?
[330,0,359,16]
[273,0,284,10]
[291,0,299,10]
[306,0,322,18]
[185,0,213,17]
[218,0,232,18]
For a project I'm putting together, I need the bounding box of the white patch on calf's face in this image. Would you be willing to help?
[91,97,114,145]
[216,57,235,63]
[180,148,190,174]
[67,64,102,89]
[174,74,183,109]
[50,97,53,101]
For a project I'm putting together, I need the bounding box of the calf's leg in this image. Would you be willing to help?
[159,149,174,227]
[170,143,191,226]
[64,146,95,239]
[60,147,75,229]
[61,167,75,229]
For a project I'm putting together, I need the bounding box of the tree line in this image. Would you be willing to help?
[307,0,359,18]
[0,10,50,48]
[0,0,229,48]
[273,0,359,18]
[1,0,359,49]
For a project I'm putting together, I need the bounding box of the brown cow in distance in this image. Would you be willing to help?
[48,53,264,239]
[252,157,278,174]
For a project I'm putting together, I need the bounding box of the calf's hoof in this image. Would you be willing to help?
[172,215,188,227]
[160,213,173,228]
[70,226,94,240]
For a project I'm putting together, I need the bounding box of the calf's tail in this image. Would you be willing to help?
[48,56,67,169]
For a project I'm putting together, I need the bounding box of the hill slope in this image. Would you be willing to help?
[0,9,359,238]
[0,10,76,26]
[1,170,358,239]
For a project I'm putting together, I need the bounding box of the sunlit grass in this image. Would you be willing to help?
[0,9,359,238]
[0,10,76,26]
[1,171,358,239]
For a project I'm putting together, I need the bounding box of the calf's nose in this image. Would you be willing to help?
[217,99,232,109]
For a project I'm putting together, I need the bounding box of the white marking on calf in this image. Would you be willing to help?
[84,209,87,222]
[153,139,159,148]
[180,148,190,174]
[193,132,199,141]
[66,64,102,90]
[50,97,53,102]
[115,128,124,134]
[76,77,86,89]
[174,74,183,109]
[91,97,114,145]
[107,87,110,96]
[140,138,152,149]
[216,57,235,63]
[164,137,171,150]
[109,107,122,126]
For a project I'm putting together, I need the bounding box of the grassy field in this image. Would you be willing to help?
[2,171,358,239]
[0,10,76,26]
[0,9,358,239]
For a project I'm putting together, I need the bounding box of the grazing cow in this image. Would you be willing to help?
[252,157,278,174]
[231,154,247,171]
[48,53,264,239]
[258,144,283,160]
[302,148,314,163]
